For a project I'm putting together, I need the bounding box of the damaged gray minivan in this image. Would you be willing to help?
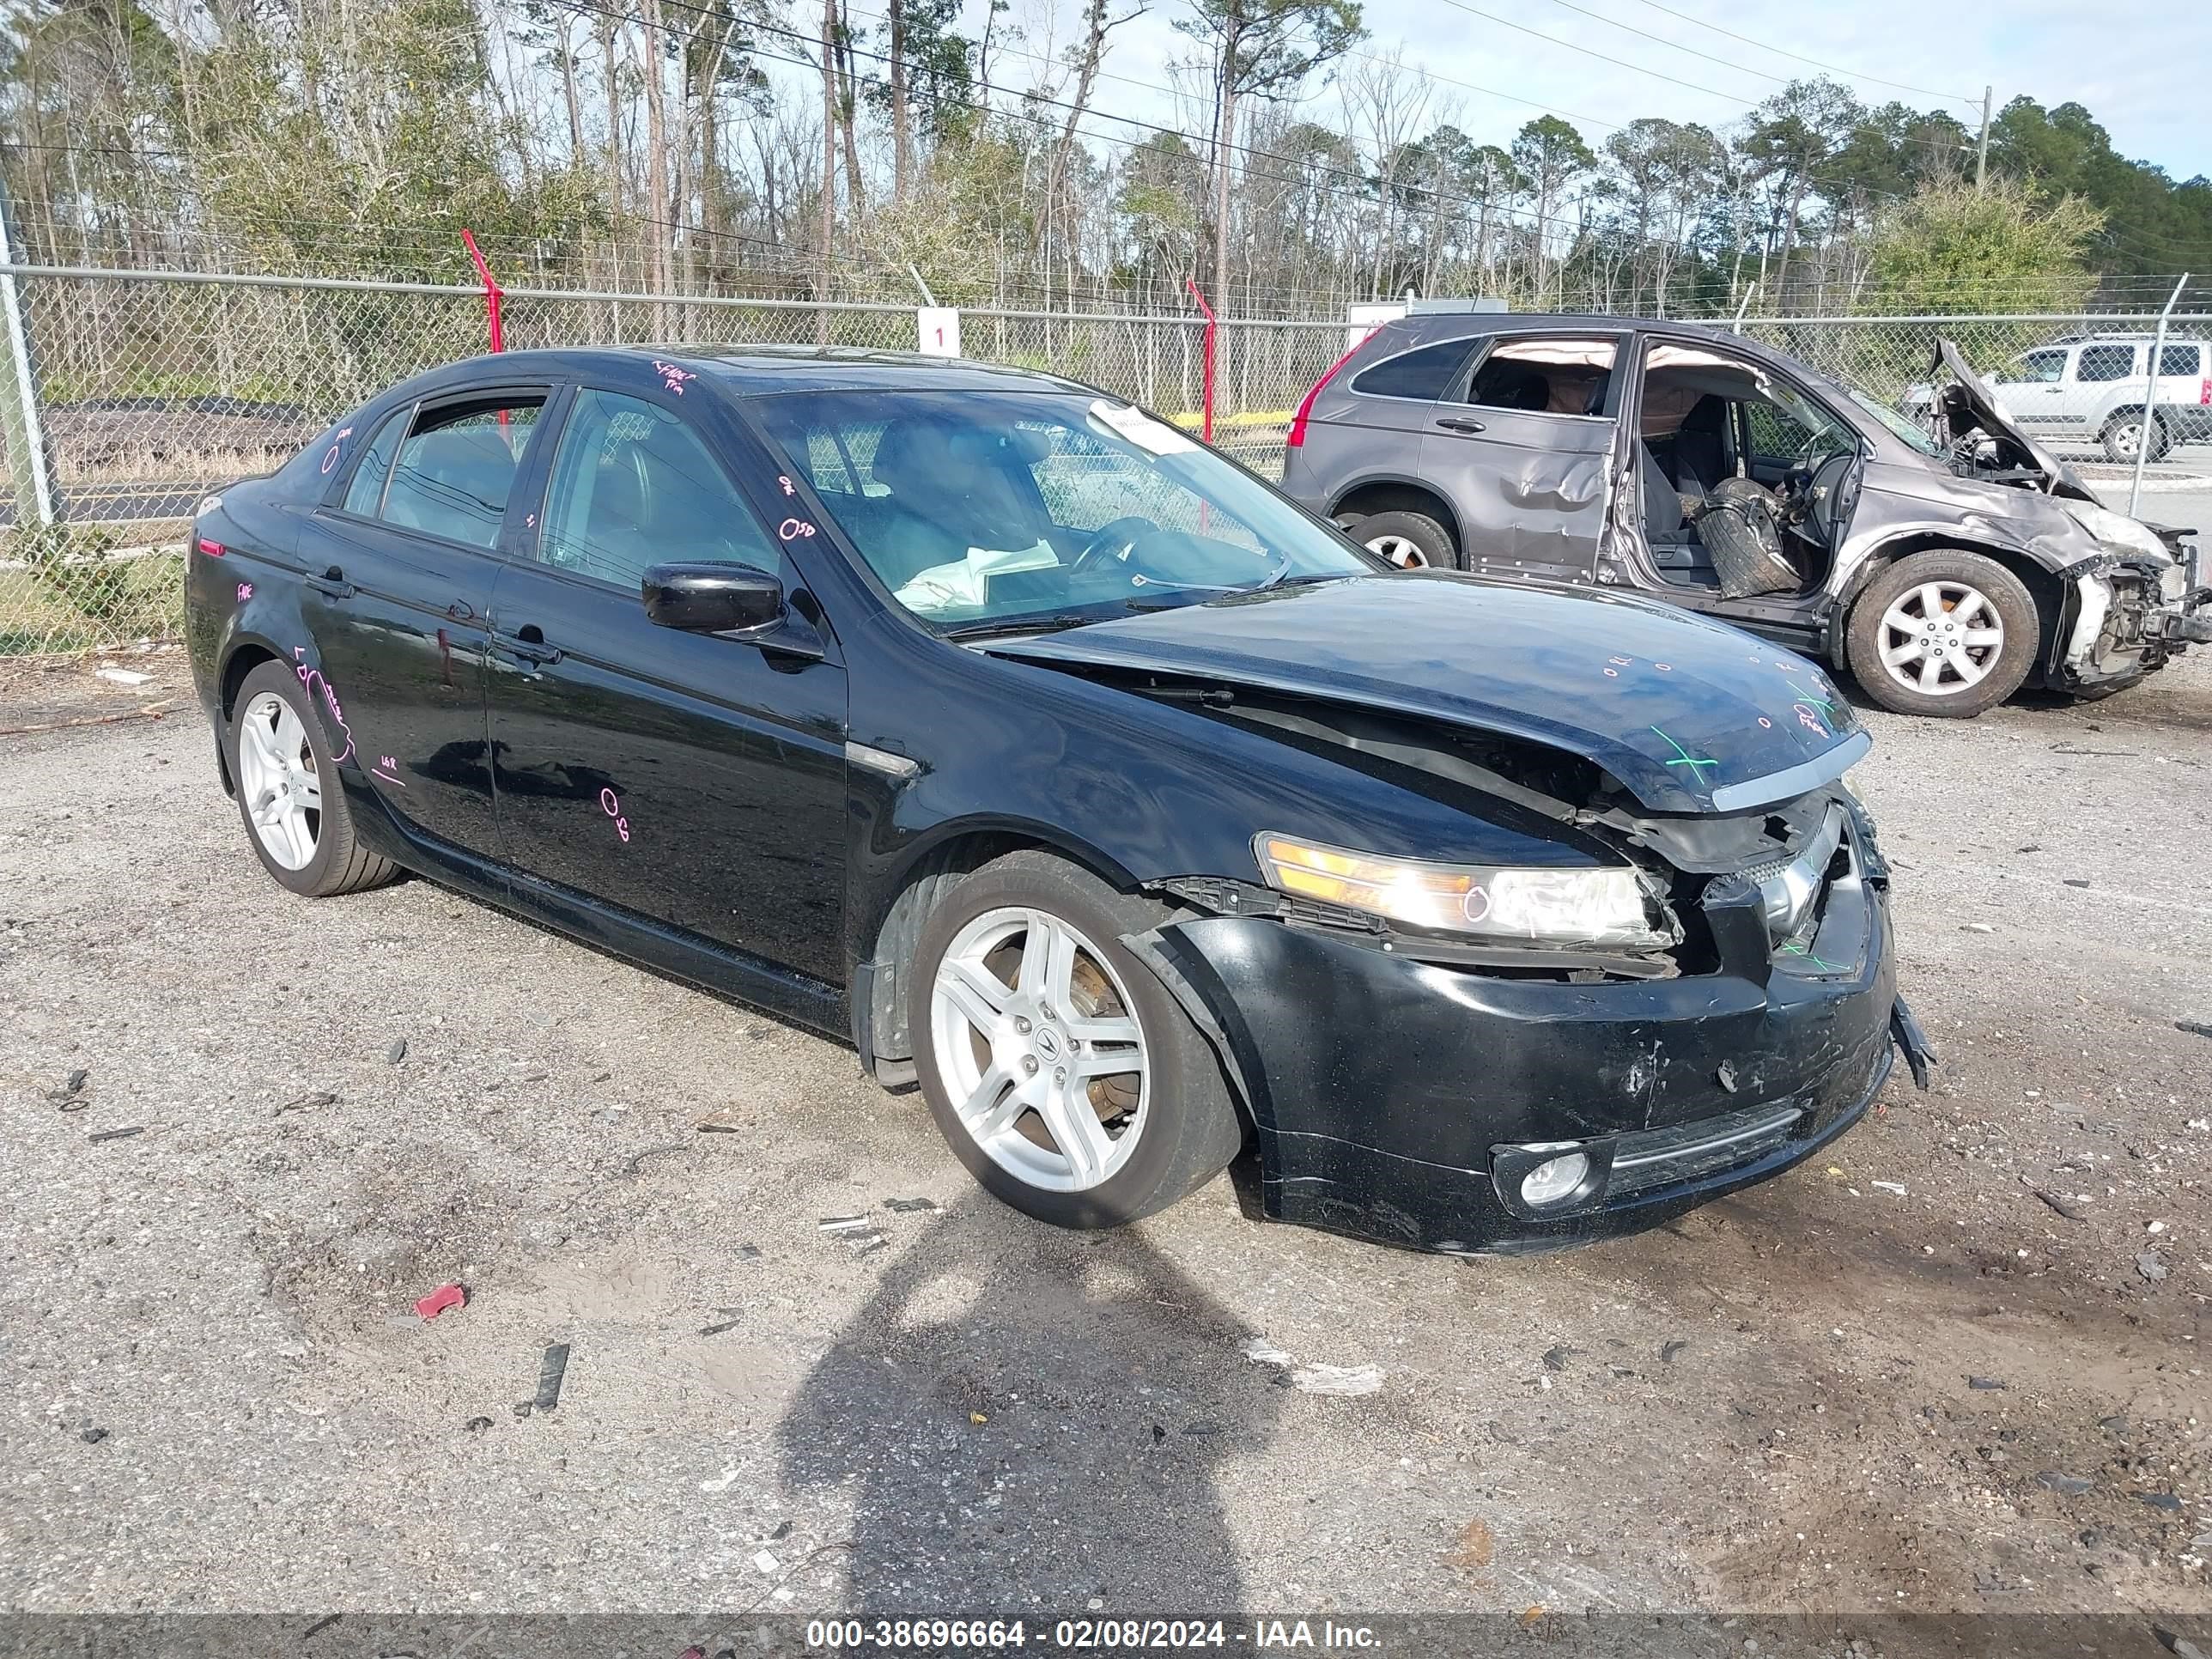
[1283,317,2212,717]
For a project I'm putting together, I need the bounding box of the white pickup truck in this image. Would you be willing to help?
[1909,334,2212,462]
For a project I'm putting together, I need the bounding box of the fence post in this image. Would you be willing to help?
[460,229,505,353]
[2128,272,2189,520]
[0,184,58,529]
[1184,278,1216,442]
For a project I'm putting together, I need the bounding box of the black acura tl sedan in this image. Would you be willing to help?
[185,346,1932,1254]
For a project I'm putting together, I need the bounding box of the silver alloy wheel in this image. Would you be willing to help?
[1365,532,1431,569]
[235,690,323,870]
[928,905,1150,1193]
[2110,418,2144,459]
[1876,580,2005,697]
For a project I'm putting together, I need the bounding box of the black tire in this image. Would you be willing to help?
[1352,508,1460,570]
[2101,408,2172,465]
[228,658,399,897]
[1844,550,2039,719]
[908,850,1245,1230]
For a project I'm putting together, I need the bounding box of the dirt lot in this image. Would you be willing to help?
[1,641,2208,1629]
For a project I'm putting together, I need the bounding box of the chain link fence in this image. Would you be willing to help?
[3,262,2207,655]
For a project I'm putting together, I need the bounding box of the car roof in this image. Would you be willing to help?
[410,344,1099,399]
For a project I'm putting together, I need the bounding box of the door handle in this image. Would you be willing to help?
[307,565,356,599]
[492,627,563,668]
[1434,417,1486,434]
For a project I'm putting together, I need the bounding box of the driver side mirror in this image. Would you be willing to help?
[642,562,785,635]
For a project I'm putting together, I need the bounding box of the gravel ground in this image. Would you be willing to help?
[1,639,2208,1625]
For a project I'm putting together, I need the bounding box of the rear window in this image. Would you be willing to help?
[1349,338,1475,401]
[382,398,545,549]
[1462,335,1618,416]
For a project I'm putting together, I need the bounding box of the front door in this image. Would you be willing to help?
[1420,332,1622,585]
[484,381,849,983]
[298,387,552,858]
[1992,346,2070,434]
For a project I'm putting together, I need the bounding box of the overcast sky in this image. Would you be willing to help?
[979,0,2212,186]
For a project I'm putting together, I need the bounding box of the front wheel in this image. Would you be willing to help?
[908,851,1244,1229]
[1844,550,2039,718]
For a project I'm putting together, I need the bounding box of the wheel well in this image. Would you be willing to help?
[1849,538,2066,667]
[858,830,1133,1075]
[1330,479,1461,548]
[220,642,280,723]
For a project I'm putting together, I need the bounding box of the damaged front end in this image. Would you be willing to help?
[1121,690,1934,1253]
[1924,340,2212,690]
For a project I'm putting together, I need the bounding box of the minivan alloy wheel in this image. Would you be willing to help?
[235,690,322,869]
[1876,580,2004,697]
[928,904,1150,1193]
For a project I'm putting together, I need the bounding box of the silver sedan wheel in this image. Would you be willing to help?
[235,690,322,870]
[928,905,1149,1193]
[1877,580,2005,698]
[1366,532,1431,569]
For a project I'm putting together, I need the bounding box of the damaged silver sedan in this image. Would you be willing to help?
[1285,317,2212,717]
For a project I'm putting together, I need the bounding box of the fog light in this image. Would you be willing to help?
[1520,1152,1589,1206]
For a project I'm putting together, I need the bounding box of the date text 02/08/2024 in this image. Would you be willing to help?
[800,1620,1384,1650]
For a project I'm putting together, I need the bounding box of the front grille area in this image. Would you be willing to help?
[1606,1103,1804,1197]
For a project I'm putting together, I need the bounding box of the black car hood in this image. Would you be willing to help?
[982,575,1869,815]
[1935,338,2097,503]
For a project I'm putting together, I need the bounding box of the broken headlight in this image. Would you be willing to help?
[1255,834,1675,951]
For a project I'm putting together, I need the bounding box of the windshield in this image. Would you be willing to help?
[1848,387,1942,457]
[752,389,1375,630]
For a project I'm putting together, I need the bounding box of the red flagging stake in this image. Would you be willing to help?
[1287,333,1374,450]
[1183,277,1217,444]
[459,228,504,354]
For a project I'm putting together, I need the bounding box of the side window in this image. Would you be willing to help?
[383,398,544,548]
[2013,350,2065,384]
[340,408,410,516]
[1348,338,1476,401]
[1461,336,1617,416]
[1743,401,1815,461]
[2159,343,2202,379]
[2077,343,2136,383]
[538,389,783,591]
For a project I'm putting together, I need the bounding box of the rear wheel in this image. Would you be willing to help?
[909,851,1243,1229]
[1844,550,2038,718]
[229,659,398,896]
[1354,509,1459,570]
[2101,409,2172,464]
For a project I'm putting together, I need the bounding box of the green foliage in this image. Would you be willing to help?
[1862,178,2105,315]
[5,526,178,641]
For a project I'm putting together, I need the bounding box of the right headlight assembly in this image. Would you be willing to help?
[1254,833,1678,951]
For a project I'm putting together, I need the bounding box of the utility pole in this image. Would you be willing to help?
[1975,86,1991,192]
[818,0,836,346]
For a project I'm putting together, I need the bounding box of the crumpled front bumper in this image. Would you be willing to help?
[2058,547,2211,685]
[1136,866,1923,1254]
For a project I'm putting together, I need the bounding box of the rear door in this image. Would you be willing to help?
[1421,331,1623,585]
[483,377,849,983]
[298,386,552,857]
[2068,341,2140,440]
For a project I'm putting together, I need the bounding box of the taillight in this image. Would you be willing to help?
[1286,333,1373,449]
[196,536,227,557]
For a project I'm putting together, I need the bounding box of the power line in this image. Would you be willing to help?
[1618,0,1981,106]
[1425,0,1758,106]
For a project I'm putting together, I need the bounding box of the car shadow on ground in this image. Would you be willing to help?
[775,1193,1280,1612]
